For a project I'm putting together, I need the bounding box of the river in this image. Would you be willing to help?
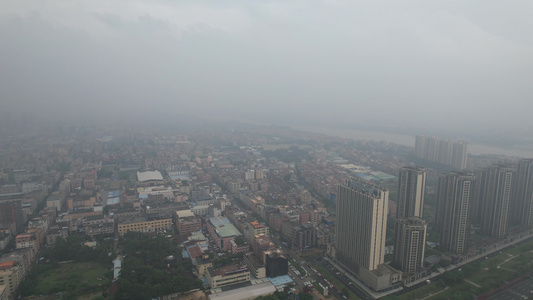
[290,125,533,158]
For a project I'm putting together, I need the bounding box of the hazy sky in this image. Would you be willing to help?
[1,1,532,136]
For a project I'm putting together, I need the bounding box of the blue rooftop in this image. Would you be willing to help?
[209,216,231,227]
[268,275,293,287]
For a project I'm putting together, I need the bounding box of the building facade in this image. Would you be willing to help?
[435,171,475,254]
[393,217,427,274]
[478,164,513,238]
[512,159,533,227]
[335,177,388,272]
[117,216,172,236]
[396,166,426,219]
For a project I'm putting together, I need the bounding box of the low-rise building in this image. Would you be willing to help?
[118,216,172,236]
[243,252,266,279]
[83,215,115,236]
[195,256,213,278]
[191,205,209,217]
[206,264,250,289]
[175,210,202,237]
[46,226,69,246]
[243,222,269,244]
[207,217,242,251]
[230,239,249,254]
[15,233,39,254]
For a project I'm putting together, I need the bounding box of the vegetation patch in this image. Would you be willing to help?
[20,261,110,299]
[113,232,202,299]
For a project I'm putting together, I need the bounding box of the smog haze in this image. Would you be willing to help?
[1,1,532,142]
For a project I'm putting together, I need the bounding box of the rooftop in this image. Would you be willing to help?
[208,281,276,300]
[209,216,231,228]
[137,171,164,182]
[212,264,246,276]
[176,210,195,219]
[216,223,241,238]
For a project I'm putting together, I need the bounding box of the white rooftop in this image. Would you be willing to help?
[209,282,276,300]
[137,171,164,182]
[176,210,195,219]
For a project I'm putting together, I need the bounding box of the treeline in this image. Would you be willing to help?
[113,232,202,300]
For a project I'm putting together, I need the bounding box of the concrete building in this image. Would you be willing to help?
[243,222,269,244]
[393,217,426,274]
[0,232,12,252]
[15,232,39,255]
[207,281,276,300]
[414,135,427,160]
[46,226,69,246]
[397,166,426,219]
[195,257,213,278]
[230,239,250,254]
[243,252,266,279]
[255,168,264,180]
[191,205,209,217]
[206,264,250,289]
[336,177,388,272]
[244,170,255,181]
[300,190,311,205]
[136,170,164,186]
[335,177,400,291]
[451,141,468,170]
[294,223,315,249]
[0,261,22,299]
[425,136,440,162]
[438,139,453,165]
[117,216,172,236]
[0,202,24,234]
[175,210,202,236]
[46,194,63,212]
[478,164,513,239]
[512,159,533,227]
[414,135,467,169]
[207,217,242,251]
[435,171,475,254]
[265,251,288,278]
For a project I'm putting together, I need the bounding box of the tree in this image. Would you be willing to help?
[341,287,349,296]
[299,293,313,300]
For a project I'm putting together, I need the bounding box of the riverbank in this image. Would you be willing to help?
[290,125,533,158]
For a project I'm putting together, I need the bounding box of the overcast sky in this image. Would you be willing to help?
[1,1,532,136]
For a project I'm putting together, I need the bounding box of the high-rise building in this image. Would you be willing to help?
[451,141,468,170]
[335,177,388,272]
[397,166,426,219]
[394,166,426,274]
[469,169,485,224]
[393,217,427,274]
[255,168,264,180]
[438,139,453,165]
[435,172,475,254]
[415,135,427,159]
[0,201,24,234]
[414,135,468,170]
[265,252,288,277]
[244,170,255,181]
[478,164,514,238]
[512,159,533,227]
[425,136,440,162]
